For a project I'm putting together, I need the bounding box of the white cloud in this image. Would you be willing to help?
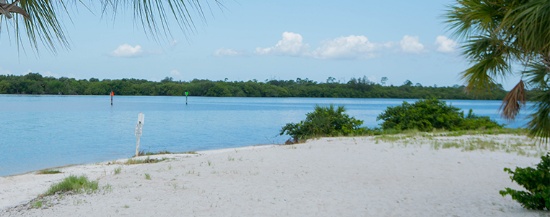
[312,35,378,59]
[435,35,457,53]
[214,48,242,57]
[111,44,144,57]
[255,32,309,56]
[219,32,440,59]
[400,35,424,53]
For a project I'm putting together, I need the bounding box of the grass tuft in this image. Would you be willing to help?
[125,157,166,165]
[114,167,122,175]
[31,200,43,208]
[43,175,98,196]
[137,150,173,157]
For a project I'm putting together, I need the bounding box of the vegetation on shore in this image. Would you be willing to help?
[136,150,173,156]
[43,175,98,196]
[377,98,502,132]
[36,169,62,175]
[125,157,166,165]
[0,73,517,99]
[372,129,540,157]
[280,105,367,143]
[281,99,503,143]
[501,154,550,210]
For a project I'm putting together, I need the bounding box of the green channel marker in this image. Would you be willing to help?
[185,91,189,105]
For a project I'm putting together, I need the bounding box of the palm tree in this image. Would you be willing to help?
[0,0,222,52]
[446,0,550,142]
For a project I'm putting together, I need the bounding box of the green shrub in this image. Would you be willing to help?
[500,153,550,210]
[376,98,502,131]
[44,175,98,196]
[461,109,503,130]
[280,105,366,143]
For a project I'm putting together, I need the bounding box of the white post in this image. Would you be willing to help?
[135,136,141,157]
[135,113,145,157]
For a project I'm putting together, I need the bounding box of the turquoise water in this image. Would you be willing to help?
[0,95,529,176]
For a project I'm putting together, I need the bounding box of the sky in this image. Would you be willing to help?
[0,0,521,89]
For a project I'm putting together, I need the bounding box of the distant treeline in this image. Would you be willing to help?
[0,73,511,99]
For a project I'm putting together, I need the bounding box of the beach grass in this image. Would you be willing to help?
[36,169,62,175]
[43,175,98,196]
[113,167,122,175]
[125,157,166,165]
[137,150,173,156]
[373,130,544,157]
[31,200,43,208]
[134,150,198,157]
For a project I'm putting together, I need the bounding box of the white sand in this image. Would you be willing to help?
[1,135,548,217]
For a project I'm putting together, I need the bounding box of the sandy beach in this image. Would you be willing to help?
[1,134,548,217]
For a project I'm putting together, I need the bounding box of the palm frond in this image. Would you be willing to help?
[528,90,550,144]
[500,80,526,120]
[446,0,550,142]
[523,61,549,88]
[461,35,511,60]
[461,37,511,92]
[502,0,550,53]
[461,63,496,93]
[1,0,224,52]
[19,0,71,52]
[102,0,223,40]
[445,0,508,39]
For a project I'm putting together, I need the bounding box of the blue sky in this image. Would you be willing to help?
[0,1,520,89]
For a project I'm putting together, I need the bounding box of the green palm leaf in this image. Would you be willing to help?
[0,0,223,52]
[502,0,550,53]
[528,91,550,144]
[446,0,550,142]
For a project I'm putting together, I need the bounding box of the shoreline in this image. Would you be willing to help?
[1,135,547,216]
[0,141,280,178]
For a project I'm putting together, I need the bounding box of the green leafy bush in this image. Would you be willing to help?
[376,98,502,131]
[280,105,366,143]
[500,153,550,210]
[461,109,503,130]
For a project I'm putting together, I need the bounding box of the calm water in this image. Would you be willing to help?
[0,95,530,176]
